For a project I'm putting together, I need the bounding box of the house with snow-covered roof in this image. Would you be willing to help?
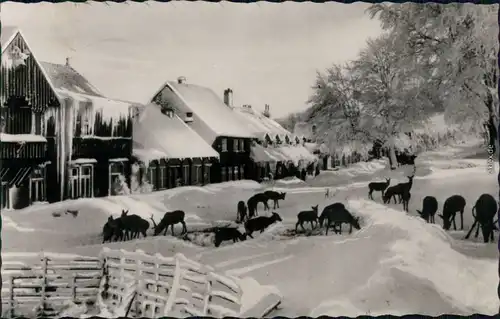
[292,121,333,170]
[130,102,219,191]
[1,26,138,209]
[146,77,257,183]
[233,103,317,180]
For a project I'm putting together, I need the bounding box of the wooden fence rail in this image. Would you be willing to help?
[2,249,280,318]
[98,248,243,318]
[1,252,102,318]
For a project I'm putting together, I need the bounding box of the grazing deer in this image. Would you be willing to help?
[295,205,319,232]
[438,195,466,231]
[236,200,247,223]
[416,196,438,223]
[150,210,187,236]
[383,186,399,204]
[263,191,287,209]
[401,190,411,212]
[318,204,360,235]
[214,227,247,247]
[244,212,283,238]
[394,175,415,203]
[368,178,391,200]
[464,193,498,243]
[247,193,270,218]
[119,210,149,239]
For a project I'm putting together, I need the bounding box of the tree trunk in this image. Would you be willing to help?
[485,91,498,155]
[385,137,398,170]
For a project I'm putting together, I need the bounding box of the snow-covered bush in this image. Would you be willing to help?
[130,163,153,194]
[111,174,131,196]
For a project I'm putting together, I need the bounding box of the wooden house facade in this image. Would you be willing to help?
[1,27,136,209]
[234,104,318,181]
[130,102,219,193]
[146,78,257,183]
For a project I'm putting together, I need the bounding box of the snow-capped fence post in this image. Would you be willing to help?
[162,254,182,316]
[70,273,77,303]
[8,276,15,318]
[38,254,49,316]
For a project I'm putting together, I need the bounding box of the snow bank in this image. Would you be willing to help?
[274,177,306,187]
[236,277,282,315]
[205,180,263,192]
[311,199,497,316]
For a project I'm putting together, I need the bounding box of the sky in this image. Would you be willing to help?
[2,1,382,118]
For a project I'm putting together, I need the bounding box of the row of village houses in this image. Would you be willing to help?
[0,27,328,210]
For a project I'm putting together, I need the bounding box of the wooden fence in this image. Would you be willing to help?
[98,248,243,318]
[2,249,279,318]
[1,252,102,318]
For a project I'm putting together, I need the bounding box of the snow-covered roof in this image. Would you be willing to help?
[234,106,292,141]
[159,81,256,141]
[293,122,313,139]
[250,143,317,165]
[1,26,19,51]
[0,133,47,143]
[40,61,103,97]
[304,142,330,154]
[250,144,289,163]
[277,145,318,165]
[55,89,136,121]
[133,103,219,163]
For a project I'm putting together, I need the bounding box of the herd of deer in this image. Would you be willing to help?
[367,172,498,243]
[100,168,497,247]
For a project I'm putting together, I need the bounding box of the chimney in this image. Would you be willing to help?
[223,88,233,107]
[177,76,187,84]
[65,57,71,67]
[263,104,270,118]
[184,111,193,124]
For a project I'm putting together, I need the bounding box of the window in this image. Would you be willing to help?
[30,168,45,203]
[1,181,9,209]
[239,139,245,152]
[183,165,190,185]
[228,167,233,181]
[69,167,80,199]
[80,165,93,198]
[285,136,290,145]
[148,165,157,190]
[203,164,211,184]
[169,166,179,188]
[192,165,202,185]
[240,165,245,180]
[234,166,239,180]
[221,138,228,152]
[158,162,167,189]
[32,112,43,135]
[221,166,226,182]
[81,105,93,135]
[233,139,239,152]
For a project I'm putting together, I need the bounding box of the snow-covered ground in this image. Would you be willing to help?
[2,139,498,316]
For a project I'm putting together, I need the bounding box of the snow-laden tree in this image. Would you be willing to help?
[306,63,371,155]
[350,32,438,167]
[367,3,499,152]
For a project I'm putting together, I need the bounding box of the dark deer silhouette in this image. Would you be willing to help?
[438,195,466,231]
[263,191,287,209]
[214,227,247,247]
[464,193,498,243]
[150,210,187,236]
[319,204,360,235]
[244,212,283,238]
[368,178,390,200]
[416,196,438,223]
[295,205,319,232]
[237,200,247,223]
[247,193,270,218]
